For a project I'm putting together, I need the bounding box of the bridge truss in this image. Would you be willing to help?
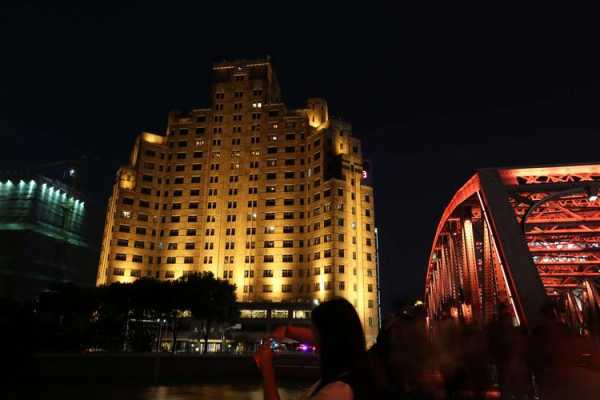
[425,164,600,334]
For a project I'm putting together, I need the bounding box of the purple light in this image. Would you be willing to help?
[297,343,309,352]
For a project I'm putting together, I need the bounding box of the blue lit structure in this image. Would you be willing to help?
[0,172,96,300]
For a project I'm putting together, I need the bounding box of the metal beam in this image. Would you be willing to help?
[479,168,547,329]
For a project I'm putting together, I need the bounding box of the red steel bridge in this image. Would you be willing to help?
[425,164,600,334]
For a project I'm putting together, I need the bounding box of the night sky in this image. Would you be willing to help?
[2,3,600,314]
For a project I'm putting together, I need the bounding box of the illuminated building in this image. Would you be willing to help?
[0,171,95,300]
[96,58,379,344]
[425,164,600,335]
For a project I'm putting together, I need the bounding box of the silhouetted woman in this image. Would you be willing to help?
[255,298,375,400]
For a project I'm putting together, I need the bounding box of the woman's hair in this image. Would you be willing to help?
[311,298,372,393]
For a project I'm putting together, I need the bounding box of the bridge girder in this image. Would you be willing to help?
[425,164,600,335]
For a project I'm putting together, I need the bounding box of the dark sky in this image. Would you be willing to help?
[2,3,600,313]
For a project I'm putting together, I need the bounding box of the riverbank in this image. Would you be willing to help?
[16,352,319,383]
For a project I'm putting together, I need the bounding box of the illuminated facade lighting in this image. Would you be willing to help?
[96,58,379,344]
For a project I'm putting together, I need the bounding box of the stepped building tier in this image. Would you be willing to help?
[96,58,379,343]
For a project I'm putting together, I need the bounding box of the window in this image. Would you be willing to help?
[115,253,127,261]
[169,229,179,237]
[130,269,141,277]
[134,241,144,249]
[283,226,293,233]
[264,241,275,248]
[283,240,293,248]
[116,239,128,247]
[265,199,276,206]
[283,212,294,219]
[132,255,143,263]
[262,285,273,293]
[266,173,277,180]
[113,268,125,276]
[263,255,274,263]
[281,285,292,293]
[263,269,273,276]
[338,281,345,290]
[265,212,276,220]
[282,255,293,263]
[185,242,195,250]
[282,269,293,277]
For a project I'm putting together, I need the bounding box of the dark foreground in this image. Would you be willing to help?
[15,352,320,383]
[4,380,308,400]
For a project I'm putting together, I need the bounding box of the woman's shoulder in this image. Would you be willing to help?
[312,380,353,400]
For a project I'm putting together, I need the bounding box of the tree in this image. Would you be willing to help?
[182,272,239,353]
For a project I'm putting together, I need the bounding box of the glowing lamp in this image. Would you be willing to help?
[587,183,599,202]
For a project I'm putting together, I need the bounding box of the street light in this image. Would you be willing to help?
[521,182,600,233]
[586,183,599,202]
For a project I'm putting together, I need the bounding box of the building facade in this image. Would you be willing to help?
[96,59,379,343]
[0,172,96,300]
